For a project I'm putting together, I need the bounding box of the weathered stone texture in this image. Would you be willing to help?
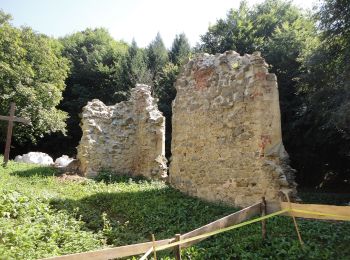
[170,51,297,207]
[77,84,167,179]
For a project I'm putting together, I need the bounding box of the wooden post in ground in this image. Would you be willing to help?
[0,103,30,167]
[261,197,267,240]
[151,234,157,260]
[174,234,182,260]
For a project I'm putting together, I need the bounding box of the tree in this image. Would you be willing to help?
[56,28,129,155]
[152,33,192,158]
[317,0,350,38]
[291,0,350,188]
[0,11,69,145]
[199,1,255,54]
[0,9,11,25]
[120,39,152,89]
[169,33,191,65]
[146,33,169,81]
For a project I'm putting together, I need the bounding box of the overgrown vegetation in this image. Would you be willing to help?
[0,159,349,259]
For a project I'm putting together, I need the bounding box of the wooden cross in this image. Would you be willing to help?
[0,103,30,167]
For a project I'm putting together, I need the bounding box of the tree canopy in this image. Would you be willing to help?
[169,33,191,65]
[52,28,129,155]
[0,12,69,144]
[120,39,152,89]
[146,33,169,82]
[290,0,350,187]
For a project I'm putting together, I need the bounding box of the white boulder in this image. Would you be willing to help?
[55,155,74,167]
[14,152,53,166]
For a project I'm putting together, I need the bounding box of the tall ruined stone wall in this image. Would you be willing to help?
[77,84,167,179]
[170,51,297,207]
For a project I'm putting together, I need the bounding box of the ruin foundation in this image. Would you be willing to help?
[77,84,167,179]
[170,51,297,207]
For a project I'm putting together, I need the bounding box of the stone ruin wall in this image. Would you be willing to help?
[77,84,167,179]
[170,51,297,207]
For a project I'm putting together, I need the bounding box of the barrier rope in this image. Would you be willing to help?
[156,209,289,251]
[141,207,350,257]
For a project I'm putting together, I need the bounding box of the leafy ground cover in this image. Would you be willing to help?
[0,157,349,259]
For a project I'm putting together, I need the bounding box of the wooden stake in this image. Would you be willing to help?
[151,234,157,260]
[261,197,267,240]
[174,234,182,260]
[284,193,304,247]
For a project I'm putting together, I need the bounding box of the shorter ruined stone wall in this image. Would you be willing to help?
[77,84,167,179]
[170,51,297,207]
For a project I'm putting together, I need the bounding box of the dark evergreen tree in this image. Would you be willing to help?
[169,33,191,65]
[146,33,169,81]
[121,39,152,90]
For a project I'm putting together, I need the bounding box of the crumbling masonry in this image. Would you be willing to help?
[77,52,297,207]
[169,51,297,207]
[77,84,167,179]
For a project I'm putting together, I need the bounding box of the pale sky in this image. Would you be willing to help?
[0,0,318,48]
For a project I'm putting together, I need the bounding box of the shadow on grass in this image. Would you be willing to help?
[49,185,350,259]
[94,170,149,184]
[49,184,235,247]
[9,165,58,178]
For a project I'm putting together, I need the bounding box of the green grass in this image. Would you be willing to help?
[0,156,350,260]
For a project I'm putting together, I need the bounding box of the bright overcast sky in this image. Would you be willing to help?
[0,0,318,48]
